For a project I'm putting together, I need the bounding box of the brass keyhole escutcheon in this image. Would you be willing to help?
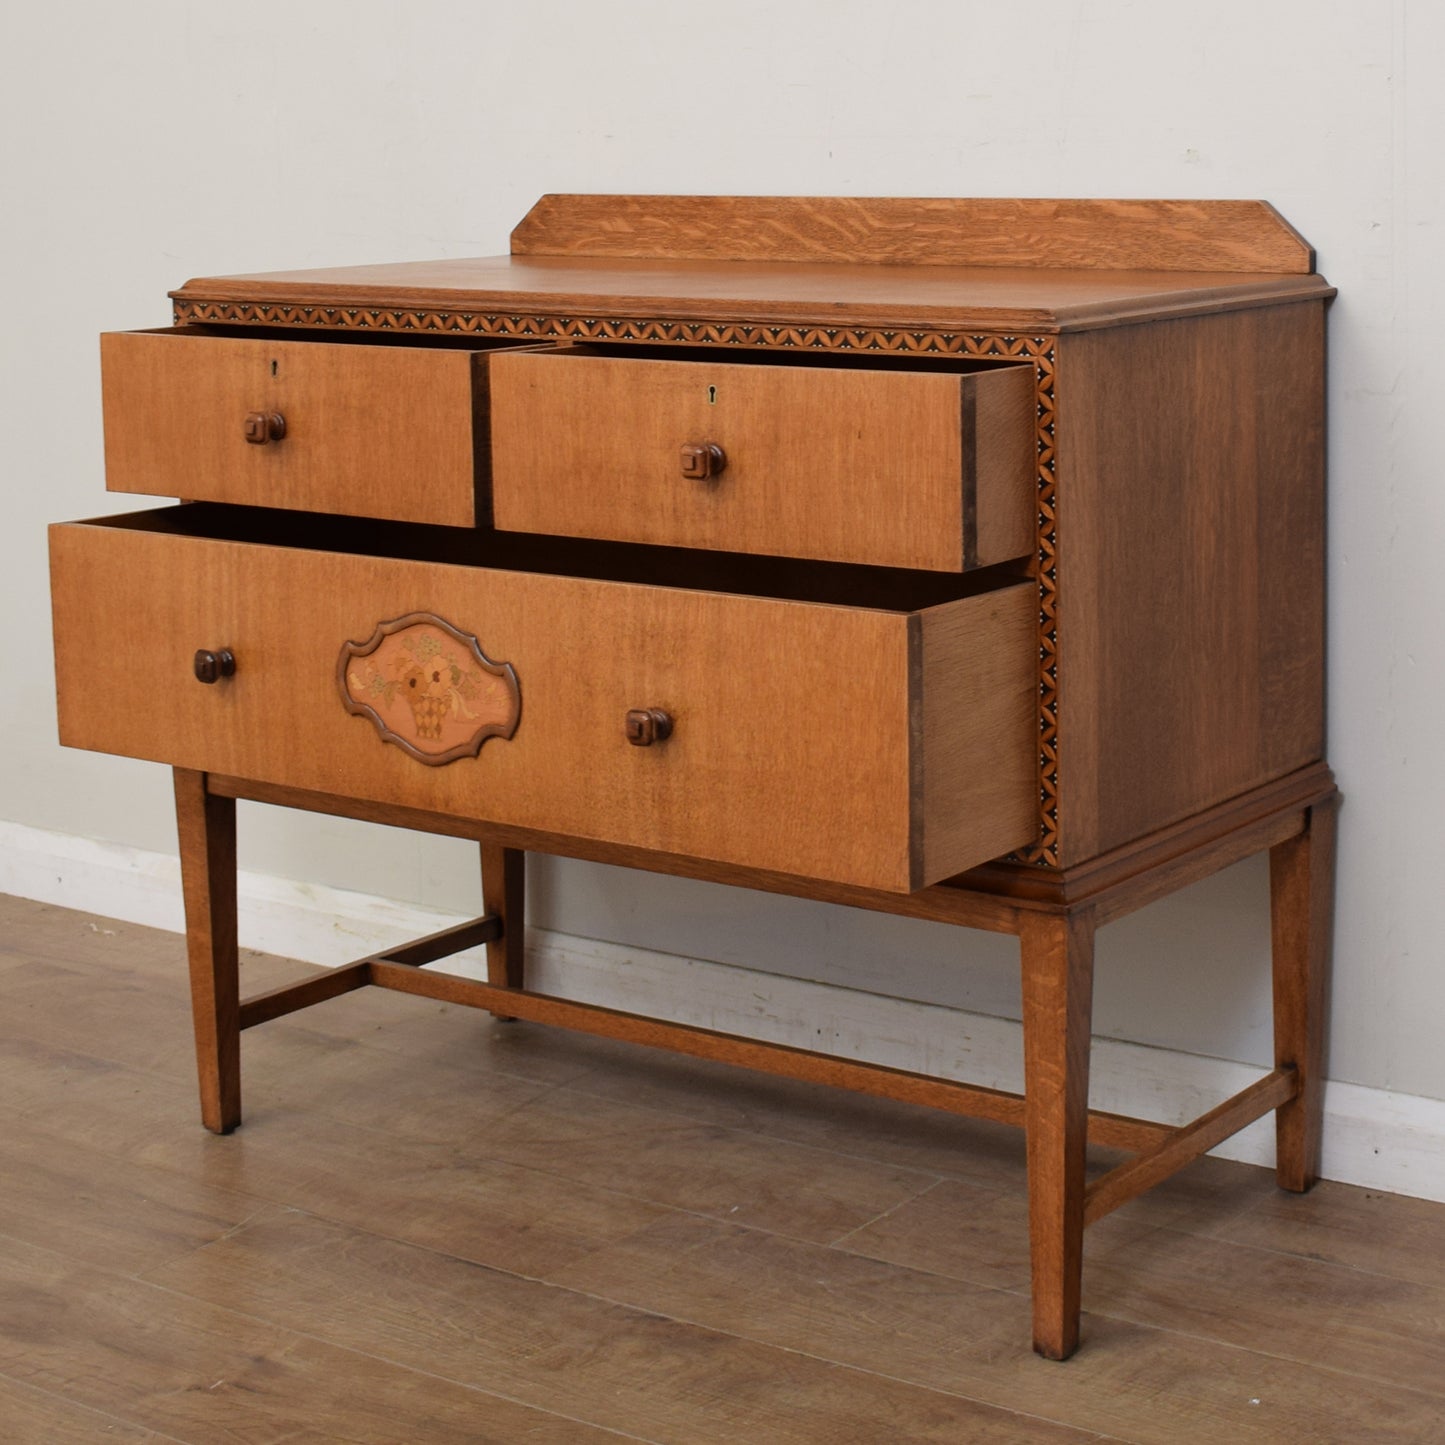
[707,384,717,404]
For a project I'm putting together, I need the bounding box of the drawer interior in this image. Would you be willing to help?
[171,329,1025,372]
[542,340,1030,376]
[146,323,538,352]
[97,502,1033,613]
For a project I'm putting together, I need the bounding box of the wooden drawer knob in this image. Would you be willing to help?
[243,411,286,445]
[193,648,236,684]
[625,708,674,746]
[680,443,725,480]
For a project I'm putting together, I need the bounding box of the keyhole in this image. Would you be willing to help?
[271,359,278,377]
[707,385,717,405]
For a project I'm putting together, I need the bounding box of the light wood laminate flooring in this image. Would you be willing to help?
[1,894,1442,1443]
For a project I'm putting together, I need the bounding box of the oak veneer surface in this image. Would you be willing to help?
[489,346,1035,571]
[51,519,1036,891]
[920,597,1039,884]
[3,895,1441,1445]
[1054,302,1326,864]
[510,195,1316,273]
[172,252,1333,334]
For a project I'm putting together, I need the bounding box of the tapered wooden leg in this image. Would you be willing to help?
[481,844,525,1019]
[173,768,241,1134]
[1019,907,1096,1360]
[1270,792,1339,1192]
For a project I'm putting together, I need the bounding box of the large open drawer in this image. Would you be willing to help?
[51,508,1037,891]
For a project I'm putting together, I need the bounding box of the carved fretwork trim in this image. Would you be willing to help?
[172,299,1060,866]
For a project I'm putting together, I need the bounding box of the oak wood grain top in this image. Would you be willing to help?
[173,252,1333,334]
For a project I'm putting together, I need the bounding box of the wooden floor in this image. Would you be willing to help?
[2,895,1444,1443]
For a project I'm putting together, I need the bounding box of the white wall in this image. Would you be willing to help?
[3,3,1439,1109]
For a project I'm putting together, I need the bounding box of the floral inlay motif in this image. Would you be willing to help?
[338,613,519,766]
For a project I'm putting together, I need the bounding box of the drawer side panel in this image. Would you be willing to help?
[970,365,1038,567]
[917,585,1039,885]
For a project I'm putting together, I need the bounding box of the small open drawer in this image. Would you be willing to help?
[101,327,539,526]
[489,343,1037,571]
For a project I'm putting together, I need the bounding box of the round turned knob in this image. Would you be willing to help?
[624,708,674,747]
[679,442,726,481]
[243,411,286,445]
[193,648,236,684]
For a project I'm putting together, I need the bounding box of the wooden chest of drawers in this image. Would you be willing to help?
[50,195,1338,1359]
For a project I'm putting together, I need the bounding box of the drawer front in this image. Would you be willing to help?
[51,519,1037,891]
[489,349,1036,571]
[101,330,513,526]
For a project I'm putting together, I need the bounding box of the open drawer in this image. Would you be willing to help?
[51,507,1038,891]
[489,343,1037,571]
[100,327,538,525]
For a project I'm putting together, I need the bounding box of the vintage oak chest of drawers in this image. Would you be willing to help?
[50,195,1337,1358]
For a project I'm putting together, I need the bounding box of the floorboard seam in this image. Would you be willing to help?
[522,1272,1113,1441]
[1151,1214,1445,1289]
[1070,1302,1445,1406]
[826,1175,952,1247]
[0,1227,665,1445]
[122,1212,1103,1441]
[0,1363,194,1443]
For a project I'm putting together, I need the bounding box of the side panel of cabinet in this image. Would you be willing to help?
[1054,302,1327,864]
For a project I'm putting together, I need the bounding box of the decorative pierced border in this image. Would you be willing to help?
[174,298,1060,866]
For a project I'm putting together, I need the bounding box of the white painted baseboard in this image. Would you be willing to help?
[4,819,1442,1203]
